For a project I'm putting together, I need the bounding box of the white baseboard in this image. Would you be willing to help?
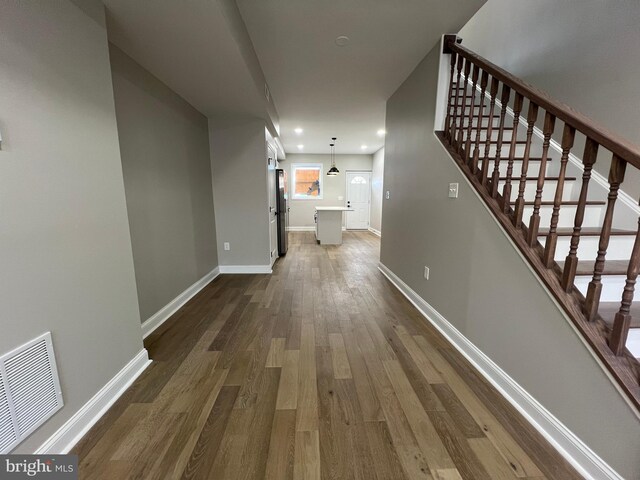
[377,262,624,480]
[286,226,315,232]
[35,349,151,454]
[218,265,272,274]
[368,227,381,237]
[141,267,220,339]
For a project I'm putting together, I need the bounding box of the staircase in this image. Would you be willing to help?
[437,36,640,409]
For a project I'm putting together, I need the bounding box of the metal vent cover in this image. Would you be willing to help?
[0,332,63,453]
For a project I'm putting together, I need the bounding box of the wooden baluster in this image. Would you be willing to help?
[455,59,472,153]
[450,55,464,144]
[561,139,599,291]
[610,212,640,355]
[470,70,489,175]
[542,124,576,267]
[527,112,556,247]
[443,51,458,141]
[584,155,627,321]
[501,93,524,213]
[461,64,480,162]
[513,102,539,227]
[480,77,499,187]
[490,84,511,198]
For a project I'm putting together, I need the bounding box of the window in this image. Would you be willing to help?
[291,163,323,200]
[350,176,368,184]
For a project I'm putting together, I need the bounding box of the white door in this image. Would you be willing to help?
[267,145,278,266]
[345,172,371,230]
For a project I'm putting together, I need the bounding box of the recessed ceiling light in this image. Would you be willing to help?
[335,35,350,47]
[377,129,387,136]
[294,127,303,135]
[297,144,304,150]
[361,145,367,150]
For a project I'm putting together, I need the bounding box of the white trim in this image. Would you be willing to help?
[35,349,151,454]
[267,142,278,268]
[463,75,640,216]
[218,265,272,274]
[378,263,624,480]
[141,267,220,339]
[368,227,381,237]
[435,35,453,131]
[287,226,315,232]
[433,134,639,415]
[345,171,372,230]
[291,163,324,200]
[539,130,640,216]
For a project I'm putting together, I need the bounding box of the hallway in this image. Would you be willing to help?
[73,232,580,479]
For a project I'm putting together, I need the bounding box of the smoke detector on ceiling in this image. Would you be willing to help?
[335,36,350,47]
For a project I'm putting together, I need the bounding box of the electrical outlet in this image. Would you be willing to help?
[224,242,230,251]
[338,196,344,201]
[448,183,459,198]
[424,266,430,280]
[385,190,390,200]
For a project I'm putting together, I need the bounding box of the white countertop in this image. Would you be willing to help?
[315,206,353,211]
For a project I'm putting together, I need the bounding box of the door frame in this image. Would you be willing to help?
[344,170,372,230]
[266,142,278,267]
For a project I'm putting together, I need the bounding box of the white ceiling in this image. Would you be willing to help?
[103,0,273,129]
[103,0,484,155]
[237,0,485,154]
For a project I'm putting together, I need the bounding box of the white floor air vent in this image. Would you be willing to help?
[0,332,63,453]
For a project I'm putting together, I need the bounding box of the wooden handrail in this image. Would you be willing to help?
[448,40,640,168]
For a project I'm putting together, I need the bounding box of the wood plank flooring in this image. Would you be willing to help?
[73,232,582,479]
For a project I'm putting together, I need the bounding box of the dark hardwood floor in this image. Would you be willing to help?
[73,232,582,479]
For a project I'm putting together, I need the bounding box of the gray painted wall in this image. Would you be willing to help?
[0,0,144,451]
[110,44,218,322]
[382,43,640,478]
[285,154,373,228]
[459,0,640,198]
[371,148,385,233]
[210,120,270,267]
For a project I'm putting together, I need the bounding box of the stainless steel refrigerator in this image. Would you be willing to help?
[275,169,288,256]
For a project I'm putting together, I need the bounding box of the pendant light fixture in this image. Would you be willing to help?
[327,137,339,176]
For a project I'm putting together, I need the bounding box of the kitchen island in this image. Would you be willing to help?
[315,206,352,245]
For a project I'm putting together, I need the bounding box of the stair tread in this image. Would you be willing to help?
[469,126,514,130]
[455,104,491,107]
[558,259,629,276]
[479,157,552,162]
[523,200,606,206]
[497,176,577,181]
[598,302,640,329]
[538,227,636,236]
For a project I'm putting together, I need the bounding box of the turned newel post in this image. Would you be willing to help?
[471,70,489,175]
[490,84,512,198]
[450,55,464,142]
[444,51,458,142]
[513,102,539,227]
[455,59,472,153]
[610,210,640,355]
[560,139,598,291]
[527,112,556,246]
[464,65,481,165]
[501,93,524,213]
[542,124,576,267]
[480,77,500,187]
[584,155,627,321]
